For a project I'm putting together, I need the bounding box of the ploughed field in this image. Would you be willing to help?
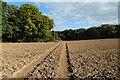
[2,42,59,78]
[2,39,119,79]
[67,39,119,78]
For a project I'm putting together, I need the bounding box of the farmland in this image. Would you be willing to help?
[1,39,119,79]
[2,42,59,78]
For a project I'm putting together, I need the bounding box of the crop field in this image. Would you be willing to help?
[1,39,119,79]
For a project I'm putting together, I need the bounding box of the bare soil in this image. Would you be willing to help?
[67,39,119,79]
[58,42,68,78]
[1,39,119,79]
[2,42,59,78]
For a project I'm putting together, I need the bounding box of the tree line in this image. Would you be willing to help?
[1,1,120,42]
[56,24,120,40]
[2,2,55,42]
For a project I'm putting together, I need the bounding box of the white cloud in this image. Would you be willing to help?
[41,2,118,29]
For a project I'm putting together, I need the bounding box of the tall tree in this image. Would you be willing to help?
[2,2,55,42]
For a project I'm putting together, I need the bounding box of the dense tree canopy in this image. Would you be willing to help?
[2,2,55,42]
[57,24,120,40]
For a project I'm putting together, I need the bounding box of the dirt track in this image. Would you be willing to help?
[2,39,119,79]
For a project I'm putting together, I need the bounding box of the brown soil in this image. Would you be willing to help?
[2,42,59,78]
[58,42,68,78]
[2,39,119,79]
[67,39,119,79]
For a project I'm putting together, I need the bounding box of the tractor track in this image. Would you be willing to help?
[9,42,75,79]
[26,42,64,78]
[11,43,60,78]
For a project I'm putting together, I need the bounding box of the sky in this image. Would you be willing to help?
[5,0,119,31]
